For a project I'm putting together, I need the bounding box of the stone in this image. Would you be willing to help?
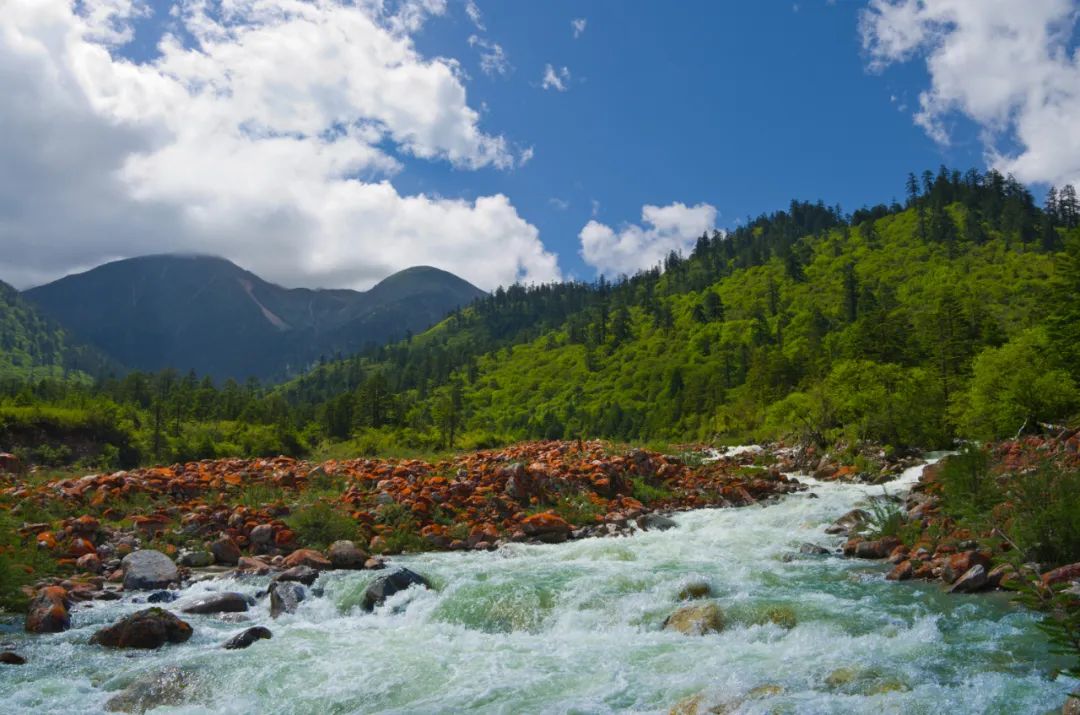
[824,509,869,535]
[520,512,573,543]
[274,565,319,586]
[637,513,677,531]
[360,568,432,611]
[328,540,367,569]
[210,536,241,566]
[122,550,179,591]
[223,626,272,650]
[90,608,193,649]
[178,550,214,568]
[799,543,830,556]
[0,651,26,665]
[853,537,901,559]
[249,524,274,546]
[886,560,913,581]
[236,556,271,575]
[146,591,178,604]
[1063,695,1080,715]
[663,603,725,635]
[76,553,102,573]
[677,581,712,600]
[24,586,70,633]
[179,592,249,615]
[269,582,306,618]
[282,548,332,570]
[104,666,190,713]
[987,563,1016,589]
[942,551,992,584]
[1042,562,1080,588]
[948,564,989,594]
[364,557,386,570]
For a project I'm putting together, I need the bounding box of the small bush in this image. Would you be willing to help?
[630,476,673,504]
[285,502,358,549]
[937,446,1001,529]
[1005,463,1080,567]
[862,495,905,540]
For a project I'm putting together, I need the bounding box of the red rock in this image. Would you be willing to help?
[282,549,332,570]
[887,560,913,581]
[210,535,241,566]
[521,512,572,543]
[942,551,991,584]
[1041,562,1080,588]
[76,553,102,573]
[25,587,70,633]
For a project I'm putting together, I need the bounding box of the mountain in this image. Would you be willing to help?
[22,255,485,381]
[0,279,118,383]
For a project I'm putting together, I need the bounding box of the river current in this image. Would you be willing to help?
[2,457,1076,714]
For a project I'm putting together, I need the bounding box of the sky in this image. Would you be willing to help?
[2,0,1080,292]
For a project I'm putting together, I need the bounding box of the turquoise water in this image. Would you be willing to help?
[1,460,1076,714]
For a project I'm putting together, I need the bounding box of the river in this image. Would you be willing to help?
[1,457,1076,714]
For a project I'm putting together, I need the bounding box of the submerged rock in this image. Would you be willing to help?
[677,581,712,601]
[25,586,71,633]
[663,603,725,636]
[122,550,179,591]
[105,667,191,713]
[799,543,830,556]
[274,565,319,586]
[146,591,178,604]
[824,509,868,535]
[223,626,272,650]
[269,582,306,618]
[0,651,26,665]
[360,568,432,611]
[180,592,249,615]
[90,608,193,649]
[637,513,677,531]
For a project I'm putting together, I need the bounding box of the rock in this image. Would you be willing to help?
[223,626,272,650]
[0,652,26,665]
[1042,562,1080,588]
[328,540,367,569]
[360,568,432,611]
[799,543,830,556]
[122,550,179,591]
[824,509,869,535]
[886,560,913,581]
[637,513,677,531]
[677,581,712,600]
[210,536,241,566]
[948,564,989,594]
[269,582,306,618]
[987,563,1016,589]
[853,537,901,559]
[942,551,991,584]
[274,565,319,586]
[282,548,332,570]
[146,591,178,604]
[662,603,725,635]
[236,556,272,575]
[520,512,573,543]
[364,557,386,570]
[178,550,214,568]
[90,608,193,649]
[77,553,103,573]
[249,524,274,546]
[180,592,249,615]
[824,667,859,689]
[1064,695,1080,715]
[104,666,190,713]
[24,586,71,633]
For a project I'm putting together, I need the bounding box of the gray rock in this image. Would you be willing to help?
[948,564,989,594]
[249,524,274,546]
[122,550,179,591]
[177,550,214,568]
[663,603,725,635]
[223,626,272,650]
[637,513,677,531]
[274,565,319,586]
[104,667,190,713]
[146,591,178,604]
[0,652,26,665]
[90,608,192,649]
[328,540,367,569]
[360,568,432,611]
[824,509,869,536]
[179,592,249,615]
[799,543,831,556]
[210,537,241,566]
[269,582,306,618]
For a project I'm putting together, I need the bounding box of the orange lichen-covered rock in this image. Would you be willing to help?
[25,586,71,633]
[282,549,332,570]
[521,512,572,543]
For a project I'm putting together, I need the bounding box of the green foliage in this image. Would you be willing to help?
[937,446,1001,528]
[861,495,906,540]
[1010,571,1080,681]
[549,493,604,526]
[284,502,358,550]
[629,476,674,505]
[0,512,58,612]
[1005,463,1080,568]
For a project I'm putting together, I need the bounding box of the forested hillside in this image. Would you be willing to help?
[4,168,1079,467]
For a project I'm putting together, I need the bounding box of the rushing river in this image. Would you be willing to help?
[2,458,1076,714]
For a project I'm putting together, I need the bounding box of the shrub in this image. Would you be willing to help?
[1005,463,1080,567]
[285,502,358,549]
[861,494,906,540]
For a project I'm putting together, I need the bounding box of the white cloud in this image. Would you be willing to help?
[465,0,485,30]
[468,34,510,76]
[548,197,570,211]
[861,0,1080,186]
[541,63,571,91]
[579,202,717,276]
[0,0,560,291]
[571,18,587,38]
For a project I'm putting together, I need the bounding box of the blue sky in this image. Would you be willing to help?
[2,1,1078,290]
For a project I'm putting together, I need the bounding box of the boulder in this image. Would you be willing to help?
[235,556,271,576]
[24,586,71,633]
[146,591,178,604]
[948,565,989,594]
[636,513,677,531]
[328,540,367,569]
[1064,695,1080,715]
[122,550,179,591]
[210,536,241,566]
[223,626,272,650]
[886,560,913,581]
[104,666,190,713]
[0,651,26,665]
[274,565,319,586]
[987,563,1016,589]
[282,548,332,571]
[942,551,992,584]
[269,582,306,618]
[249,524,274,546]
[520,512,573,543]
[360,568,432,611]
[853,537,901,559]
[77,553,103,573]
[1042,562,1080,588]
[90,608,192,649]
[179,592,249,615]
[662,603,725,636]
[677,581,712,600]
[824,509,869,535]
[177,550,214,568]
[799,543,831,556]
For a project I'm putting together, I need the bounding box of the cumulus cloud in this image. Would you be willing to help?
[541,63,571,91]
[0,0,560,290]
[571,18,587,38]
[579,202,717,276]
[468,34,510,76]
[861,0,1080,186]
